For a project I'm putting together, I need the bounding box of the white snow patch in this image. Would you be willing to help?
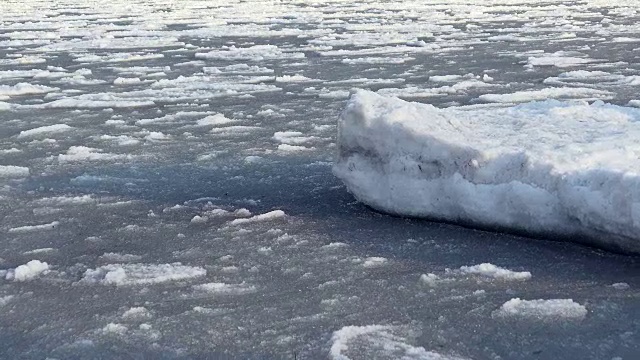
[362,257,388,268]
[494,298,587,319]
[419,273,440,287]
[122,307,152,320]
[81,263,206,286]
[229,210,286,225]
[459,263,531,281]
[103,323,128,334]
[5,260,49,281]
[113,77,142,85]
[192,282,257,295]
[611,282,630,290]
[196,114,237,126]
[17,124,72,138]
[0,83,57,97]
[58,146,130,162]
[99,253,142,263]
[277,144,313,152]
[273,131,316,145]
[0,165,29,178]
[9,221,59,233]
[330,325,465,360]
[527,53,598,68]
[479,87,611,103]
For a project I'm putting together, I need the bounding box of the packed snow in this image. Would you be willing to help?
[80,263,206,286]
[334,90,640,253]
[4,260,50,281]
[494,298,588,319]
[459,263,531,281]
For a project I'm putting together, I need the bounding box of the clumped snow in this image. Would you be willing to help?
[229,210,286,225]
[4,260,49,281]
[459,263,531,281]
[81,263,206,286]
[192,282,257,295]
[330,325,466,360]
[17,124,73,138]
[494,298,588,320]
[0,165,29,178]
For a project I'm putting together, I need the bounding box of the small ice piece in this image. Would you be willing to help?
[0,83,57,98]
[494,298,587,319]
[81,263,206,286]
[277,144,313,152]
[527,53,598,68]
[276,74,314,82]
[0,295,15,307]
[229,210,286,225]
[459,263,531,281]
[329,325,465,360]
[122,307,152,320]
[17,124,73,138]
[99,253,142,262]
[103,323,128,334]
[362,257,388,268]
[196,113,237,126]
[22,248,56,255]
[9,221,59,233]
[479,87,611,103]
[419,273,440,287]
[192,282,257,295]
[273,131,316,145]
[58,146,130,162]
[0,165,29,178]
[5,260,49,281]
[113,77,141,85]
[190,215,208,224]
[611,282,630,290]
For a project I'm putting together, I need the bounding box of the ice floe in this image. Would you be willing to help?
[335,90,640,253]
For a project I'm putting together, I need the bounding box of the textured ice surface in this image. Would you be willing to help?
[1,0,640,358]
[334,90,640,253]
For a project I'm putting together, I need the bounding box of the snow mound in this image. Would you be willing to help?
[459,263,531,281]
[229,210,286,225]
[5,260,49,281]
[330,325,466,360]
[0,165,29,178]
[334,90,640,254]
[494,298,587,319]
[81,263,206,286]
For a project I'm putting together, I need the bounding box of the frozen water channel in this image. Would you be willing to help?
[1,0,639,359]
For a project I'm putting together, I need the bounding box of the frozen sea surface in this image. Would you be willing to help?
[0,0,640,359]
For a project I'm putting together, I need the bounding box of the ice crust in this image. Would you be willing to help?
[334,91,640,253]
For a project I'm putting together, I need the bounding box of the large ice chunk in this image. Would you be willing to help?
[334,90,640,253]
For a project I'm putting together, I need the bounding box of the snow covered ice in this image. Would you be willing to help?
[1,0,640,359]
[334,90,640,253]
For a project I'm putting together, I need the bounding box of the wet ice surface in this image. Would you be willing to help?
[1,0,640,359]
